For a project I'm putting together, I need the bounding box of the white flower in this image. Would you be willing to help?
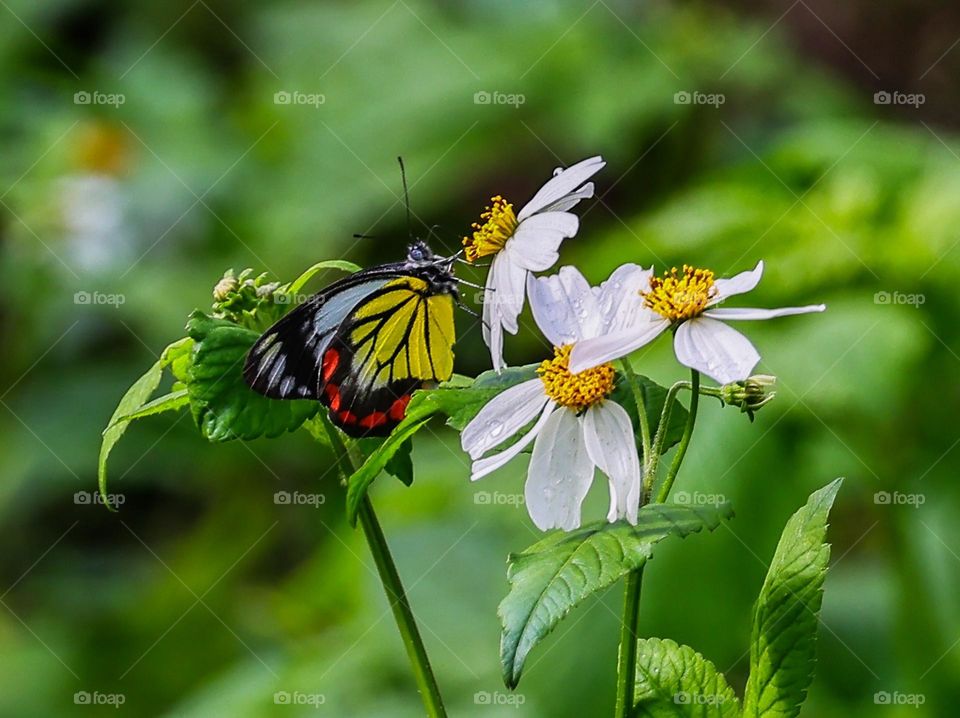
[460,265,643,531]
[569,261,826,384]
[463,156,606,372]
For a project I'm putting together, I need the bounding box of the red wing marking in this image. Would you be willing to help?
[321,349,340,382]
[323,383,341,411]
[388,395,412,421]
[358,411,388,430]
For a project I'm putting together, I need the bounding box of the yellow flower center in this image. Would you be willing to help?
[538,345,616,410]
[642,265,717,322]
[463,195,517,262]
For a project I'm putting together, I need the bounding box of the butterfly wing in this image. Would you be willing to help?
[243,269,402,399]
[322,275,456,436]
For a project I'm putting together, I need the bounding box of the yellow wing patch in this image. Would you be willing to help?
[348,277,456,386]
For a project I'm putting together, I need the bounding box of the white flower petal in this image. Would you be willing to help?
[490,248,527,335]
[461,379,549,459]
[703,304,826,321]
[470,401,555,481]
[524,408,595,531]
[517,156,606,221]
[481,263,505,371]
[710,260,763,304]
[508,212,579,272]
[528,266,599,346]
[538,181,595,214]
[593,263,656,335]
[583,402,641,525]
[567,318,670,374]
[674,317,760,384]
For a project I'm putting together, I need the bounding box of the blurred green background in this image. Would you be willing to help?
[1,0,958,715]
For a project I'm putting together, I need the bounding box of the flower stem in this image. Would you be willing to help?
[656,370,700,504]
[320,417,447,717]
[614,359,651,718]
[614,370,702,718]
[614,566,644,717]
[620,359,652,462]
[355,495,448,717]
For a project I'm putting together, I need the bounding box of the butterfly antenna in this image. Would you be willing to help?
[398,156,413,240]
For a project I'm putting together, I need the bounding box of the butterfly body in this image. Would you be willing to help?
[244,241,457,437]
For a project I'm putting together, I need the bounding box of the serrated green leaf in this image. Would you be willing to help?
[384,438,414,486]
[186,311,319,442]
[612,373,689,458]
[632,638,740,717]
[98,337,193,509]
[499,502,735,689]
[344,366,538,524]
[741,478,843,718]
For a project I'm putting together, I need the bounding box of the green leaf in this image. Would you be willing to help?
[499,502,734,689]
[186,311,319,441]
[384,437,414,486]
[632,638,740,717]
[344,365,538,524]
[612,374,689,458]
[741,478,843,718]
[112,389,190,426]
[98,338,192,509]
[285,259,361,296]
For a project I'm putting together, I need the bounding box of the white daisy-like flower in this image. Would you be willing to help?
[461,264,645,531]
[463,155,606,372]
[568,261,826,384]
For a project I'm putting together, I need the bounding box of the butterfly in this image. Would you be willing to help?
[243,241,459,437]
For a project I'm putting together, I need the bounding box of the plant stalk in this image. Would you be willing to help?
[321,418,447,717]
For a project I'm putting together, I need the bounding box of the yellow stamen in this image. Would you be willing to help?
[463,195,517,262]
[538,345,615,410]
[642,265,716,322]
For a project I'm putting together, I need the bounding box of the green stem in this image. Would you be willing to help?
[620,359,652,462]
[656,370,700,504]
[614,566,644,717]
[320,418,447,717]
[356,496,447,717]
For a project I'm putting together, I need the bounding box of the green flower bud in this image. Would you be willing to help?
[211,268,289,329]
[720,374,776,421]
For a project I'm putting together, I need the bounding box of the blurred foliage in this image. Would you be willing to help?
[1,0,958,716]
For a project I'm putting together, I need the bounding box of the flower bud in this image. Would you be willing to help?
[720,374,776,421]
[211,268,287,329]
